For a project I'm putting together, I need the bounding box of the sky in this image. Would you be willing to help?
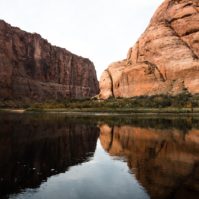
[0,0,164,79]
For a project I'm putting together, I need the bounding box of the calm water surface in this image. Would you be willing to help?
[0,113,199,199]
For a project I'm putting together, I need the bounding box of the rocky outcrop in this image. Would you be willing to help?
[0,20,99,101]
[99,0,199,99]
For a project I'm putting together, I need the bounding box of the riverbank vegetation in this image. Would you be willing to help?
[0,93,199,113]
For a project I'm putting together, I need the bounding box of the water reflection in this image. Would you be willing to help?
[99,121,199,199]
[0,113,199,199]
[0,113,99,198]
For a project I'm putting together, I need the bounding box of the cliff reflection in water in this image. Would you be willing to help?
[0,113,199,199]
[100,119,199,199]
[0,113,99,198]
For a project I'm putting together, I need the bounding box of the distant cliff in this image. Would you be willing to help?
[0,20,99,101]
[99,0,199,99]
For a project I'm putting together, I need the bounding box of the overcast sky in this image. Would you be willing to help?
[0,0,164,79]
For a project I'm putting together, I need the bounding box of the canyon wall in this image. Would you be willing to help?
[0,20,99,101]
[99,0,199,99]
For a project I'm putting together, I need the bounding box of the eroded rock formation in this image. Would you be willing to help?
[99,0,199,99]
[0,20,99,101]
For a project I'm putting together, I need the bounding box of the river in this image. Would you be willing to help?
[0,113,198,199]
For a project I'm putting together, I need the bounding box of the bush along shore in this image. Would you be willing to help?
[0,93,199,114]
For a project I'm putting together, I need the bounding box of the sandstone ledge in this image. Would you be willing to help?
[99,0,199,99]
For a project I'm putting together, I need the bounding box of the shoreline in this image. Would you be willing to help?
[1,107,199,116]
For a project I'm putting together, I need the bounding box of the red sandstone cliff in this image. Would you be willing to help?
[99,0,199,99]
[0,20,99,101]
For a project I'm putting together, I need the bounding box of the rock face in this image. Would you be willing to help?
[99,0,199,99]
[0,20,99,101]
